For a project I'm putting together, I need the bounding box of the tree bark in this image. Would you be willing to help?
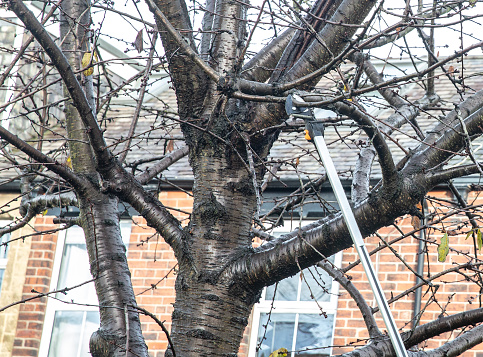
[168,144,260,356]
[59,1,148,355]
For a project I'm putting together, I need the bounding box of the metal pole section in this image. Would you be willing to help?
[312,135,408,357]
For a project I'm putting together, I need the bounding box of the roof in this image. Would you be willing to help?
[2,50,483,190]
[113,55,483,184]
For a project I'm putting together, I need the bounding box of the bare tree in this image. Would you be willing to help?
[2,0,483,356]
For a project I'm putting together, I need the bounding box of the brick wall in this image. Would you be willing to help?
[128,216,178,357]
[332,188,483,356]
[6,188,483,356]
[0,194,33,357]
[5,192,189,357]
[332,217,421,352]
[12,216,59,357]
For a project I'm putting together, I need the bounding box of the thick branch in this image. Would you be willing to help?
[210,0,247,75]
[147,0,208,117]
[420,89,483,149]
[411,327,483,357]
[57,1,149,355]
[271,0,342,81]
[145,0,219,83]
[241,28,296,82]
[295,94,398,189]
[0,126,87,190]
[239,86,483,287]
[352,148,374,203]
[199,0,216,61]
[405,308,483,348]
[135,146,189,184]
[406,105,483,178]
[427,164,482,185]
[281,0,375,85]
[19,191,78,217]
[0,209,36,239]
[326,100,398,188]
[227,171,427,289]
[103,165,187,261]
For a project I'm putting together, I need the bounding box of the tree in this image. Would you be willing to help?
[2,0,483,356]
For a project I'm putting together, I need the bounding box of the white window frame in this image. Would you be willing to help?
[39,222,131,357]
[0,220,12,292]
[248,221,342,357]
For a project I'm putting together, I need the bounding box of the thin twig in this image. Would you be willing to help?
[132,305,176,357]
[0,0,63,88]
[242,133,261,221]
[120,31,159,163]
[0,278,96,313]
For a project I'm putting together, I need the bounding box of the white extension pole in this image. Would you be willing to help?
[312,134,408,357]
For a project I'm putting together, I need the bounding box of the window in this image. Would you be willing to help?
[39,222,131,357]
[0,220,11,293]
[249,223,341,357]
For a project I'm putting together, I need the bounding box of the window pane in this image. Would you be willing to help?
[48,311,83,357]
[256,313,295,357]
[120,220,132,245]
[0,229,10,259]
[265,256,336,302]
[48,310,100,357]
[55,243,97,302]
[0,223,11,295]
[295,314,334,356]
[79,312,101,356]
[265,274,299,301]
[300,263,334,302]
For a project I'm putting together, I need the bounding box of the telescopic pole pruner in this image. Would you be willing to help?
[285,94,409,357]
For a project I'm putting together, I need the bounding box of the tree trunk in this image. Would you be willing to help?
[59,1,148,355]
[83,192,147,357]
[169,276,257,357]
[169,138,260,356]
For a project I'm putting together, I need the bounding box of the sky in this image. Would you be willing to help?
[1,0,482,78]
[91,0,483,68]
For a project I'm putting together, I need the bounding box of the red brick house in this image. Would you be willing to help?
[2,10,483,355]
[2,187,483,357]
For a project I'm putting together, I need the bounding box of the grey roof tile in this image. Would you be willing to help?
[2,54,483,187]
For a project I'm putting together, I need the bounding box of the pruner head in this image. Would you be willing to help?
[285,94,313,119]
[285,94,323,142]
